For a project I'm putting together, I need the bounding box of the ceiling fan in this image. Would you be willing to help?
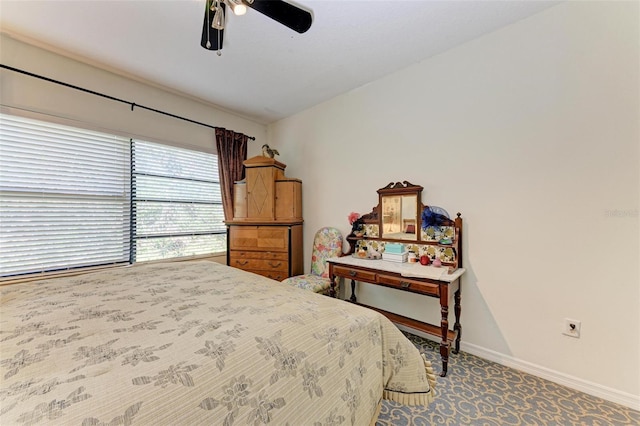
[201,0,312,54]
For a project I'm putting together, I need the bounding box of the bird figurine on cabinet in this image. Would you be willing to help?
[262,144,279,158]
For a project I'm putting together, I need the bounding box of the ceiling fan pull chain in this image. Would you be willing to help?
[216,22,222,56]
[206,0,212,49]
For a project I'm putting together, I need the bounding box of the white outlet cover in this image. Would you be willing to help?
[563,319,581,338]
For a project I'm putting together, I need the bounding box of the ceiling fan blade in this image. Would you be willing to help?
[201,1,225,50]
[248,0,312,34]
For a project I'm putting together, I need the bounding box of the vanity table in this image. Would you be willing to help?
[329,181,464,376]
[328,257,463,376]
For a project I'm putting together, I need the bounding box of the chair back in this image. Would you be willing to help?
[310,227,343,278]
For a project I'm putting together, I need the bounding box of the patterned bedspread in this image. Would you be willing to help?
[0,261,435,425]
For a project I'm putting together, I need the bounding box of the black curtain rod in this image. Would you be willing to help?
[0,64,256,141]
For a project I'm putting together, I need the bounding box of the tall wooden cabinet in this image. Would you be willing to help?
[227,156,303,280]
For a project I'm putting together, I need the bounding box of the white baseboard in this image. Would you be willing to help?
[397,325,640,411]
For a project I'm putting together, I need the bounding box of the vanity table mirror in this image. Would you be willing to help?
[381,194,419,240]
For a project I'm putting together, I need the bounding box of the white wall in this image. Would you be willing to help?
[0,33,267,154]
[269,1,639,408]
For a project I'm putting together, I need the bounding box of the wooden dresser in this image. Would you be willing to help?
[227,156,303,280]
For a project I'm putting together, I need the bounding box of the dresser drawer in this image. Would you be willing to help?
[377,274,440,297]
[231,251,288,261]
[251,270,288,281]
[229,225,289,252]
[332,265,377,282]
[229,256,288,272]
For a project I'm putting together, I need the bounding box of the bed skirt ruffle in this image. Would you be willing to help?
[382,354,437,406]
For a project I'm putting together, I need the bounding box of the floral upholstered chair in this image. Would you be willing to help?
[281,227,343,295]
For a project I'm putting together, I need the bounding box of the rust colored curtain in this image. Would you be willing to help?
[215,128,248,221]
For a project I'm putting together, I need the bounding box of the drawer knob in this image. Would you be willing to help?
[237,260,249,266]
[400,281,411,289]
[349,270,357,277]
[269,261,282,268]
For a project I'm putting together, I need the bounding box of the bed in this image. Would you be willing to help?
[0,261,435,425]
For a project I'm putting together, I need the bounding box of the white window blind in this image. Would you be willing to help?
[0,113,131,277]
[132,140,225,261]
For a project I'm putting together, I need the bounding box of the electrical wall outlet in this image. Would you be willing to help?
[563,318,581,338]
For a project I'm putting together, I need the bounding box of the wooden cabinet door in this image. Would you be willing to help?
[275,180,302,221]
[233,182,247,219]
[246,167,275,219]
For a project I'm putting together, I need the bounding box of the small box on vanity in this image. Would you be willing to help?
[384,243,406,254]
[382,251,408,263]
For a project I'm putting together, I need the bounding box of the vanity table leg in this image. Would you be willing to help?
[453,286,461,354]
[439,283,450,377]
[328,264,337,298]
[350,279,357,303]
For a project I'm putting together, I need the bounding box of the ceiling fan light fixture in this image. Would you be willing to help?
[226,0,247,16]
[212,3,225,30]
[201,0,312,53]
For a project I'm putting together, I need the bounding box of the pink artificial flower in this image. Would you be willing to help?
[348,212,361,225]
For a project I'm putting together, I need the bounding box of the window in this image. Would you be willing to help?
[0,113,225,278]
[132,140,226,261]
[0,114,131,277]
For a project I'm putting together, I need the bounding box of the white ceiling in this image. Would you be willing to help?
[0,0,559,124]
